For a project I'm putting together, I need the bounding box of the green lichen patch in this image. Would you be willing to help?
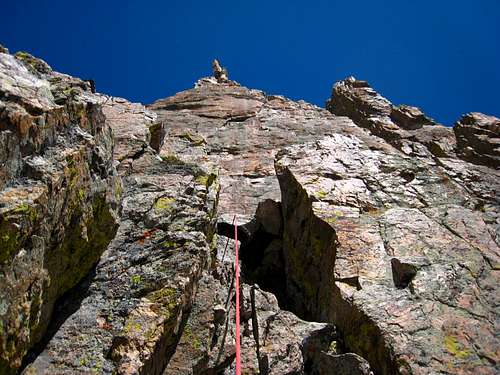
[48,193,117,299]
[65,154,80,180]
[162,240,180,249]
[62,152,88,205]
[14,51,52,74]
[179,132,206,146]
[154,197,175,212]
[182,325,202,351]
[131,275,142,286]
[194,173,216,188]
[328,340,338,354]
[114,179,123,200]
[0,213,25,263]
[160,154,184,165]
[79,357,88,366]
[77,188,86,202]
[62,87,80,99]
[147,287,178,320]
[444,335,471,359]
[322,210,343,225]
[123,318,143,335]
[315,190,328,200]
[6,202,39,223]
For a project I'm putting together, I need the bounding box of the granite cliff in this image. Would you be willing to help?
[0,44,498,375]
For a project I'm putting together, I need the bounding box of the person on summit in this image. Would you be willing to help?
[212,59,228,82]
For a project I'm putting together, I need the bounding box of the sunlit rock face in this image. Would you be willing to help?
[275,78,499,374]
[148,78,346,218]
[0,46,498,375]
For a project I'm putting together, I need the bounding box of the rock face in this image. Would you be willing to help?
[326,77,457,158]
[23,93,219,374]
[164,260,336,375]
[276,133,499,374]
[454,112,500,168]
[0,47,499,375]
[0,50,120,374]
[148,78,342,217]
[273,78,499,374]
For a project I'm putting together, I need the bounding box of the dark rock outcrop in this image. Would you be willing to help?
[454,112,500,168]
[326,76,457,158]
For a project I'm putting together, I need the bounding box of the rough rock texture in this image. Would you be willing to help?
[0,49,120,374]
[1,46,499,375]
[310,352,372,375]
[275,81,500,374]
[23,95,219,374]
[327,77,457,159]
[148,78,341,217]
[454,112,500,168]
[164,233,339,375]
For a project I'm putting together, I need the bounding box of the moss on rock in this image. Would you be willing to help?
[0,225,19,264]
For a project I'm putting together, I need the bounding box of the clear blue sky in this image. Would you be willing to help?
[1,0,499,125]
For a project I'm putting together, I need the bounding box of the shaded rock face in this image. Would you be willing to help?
[310,352,372,375]
[0,46,499,375]
[0,49,120,374]
[164,237,337,375]
[22,93,219,374]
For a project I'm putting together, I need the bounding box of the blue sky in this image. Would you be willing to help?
[1,0,499,125]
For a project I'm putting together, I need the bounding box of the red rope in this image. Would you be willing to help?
[234,217,241,375]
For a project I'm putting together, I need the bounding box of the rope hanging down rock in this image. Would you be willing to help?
[234,217,241,375]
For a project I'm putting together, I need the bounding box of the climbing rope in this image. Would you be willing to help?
[234,217,241,375]
[215,215,251,374]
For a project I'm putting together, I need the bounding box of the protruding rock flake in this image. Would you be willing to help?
[454,112,500,168]
[0,45,498,375]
